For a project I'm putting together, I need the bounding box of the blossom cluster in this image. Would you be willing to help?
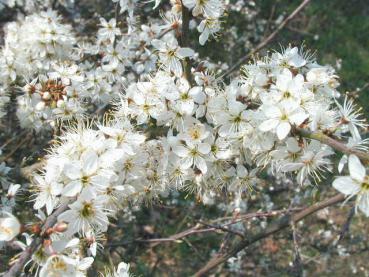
[17,64,86,131]
[0,10,76,85]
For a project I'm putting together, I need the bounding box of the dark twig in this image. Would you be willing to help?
[197,221,245,239]
[4,202,72,277]
[337,206,356,242]
[222,0,312,78]
[180,1,193,84]
[291,223,303,277]
[193,194,345,277]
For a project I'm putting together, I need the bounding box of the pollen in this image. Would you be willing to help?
[362,177,369,191]
[80,202,95,218]
[50,256,67,271]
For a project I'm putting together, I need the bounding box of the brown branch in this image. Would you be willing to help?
[19,161,44,179]
[180,1,193,84]
[197,221,245,239]
[193,193,345,277]
[222,0,312,78]
[107,209,296,248]
[296,128,369,164]
[4,201,72,277]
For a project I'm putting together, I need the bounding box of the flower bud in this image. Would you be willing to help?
[54,222,68,233]
[35,101,45,111]
[42,92,51,100]
[57,99,65,108]
[0,212,20,241]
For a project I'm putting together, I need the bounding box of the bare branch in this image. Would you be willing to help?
[197,221,245,239]
[222,0,312,78]
[4,201,72,277]
[180,1,193,84]
[296,128,369,164]
[193,193,345,276]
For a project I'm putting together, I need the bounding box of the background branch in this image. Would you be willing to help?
[297,128,369,163]
[180,1,193,84]
[4,202,71,277]
[193,193,345,276]
[222,0,312,78]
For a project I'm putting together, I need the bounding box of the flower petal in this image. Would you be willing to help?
[349,155,366,182]
[332,176,360,195]
[276,122,291,140]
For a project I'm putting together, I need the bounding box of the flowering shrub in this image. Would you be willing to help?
[0,0,368,276]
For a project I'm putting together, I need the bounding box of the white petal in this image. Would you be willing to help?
[151,39,166,51]
[58,210,75,223]
[64,162,82,180]
[78,257,94,270]
[290,111,308,126]
[82,150,99,175]
[281,162,303,172]
[173,146,189,157]
[177,47,195,58]
[195,157,207,174]
[198,143,211,155]
[259,119,279,132]
[180,157,193,169]
[286,138,300,153]
[276,122,291,140]
[358,193,369,216]
[236,165,248,177]
[332,176,360,195]
[263,105,281,118]
[46,199,56,215]
[349,155,366,182]
[338,155,348,173]
[182,0,195,9]
[199,31,209,46]
[62,180,82,197]
[189,87,206,104]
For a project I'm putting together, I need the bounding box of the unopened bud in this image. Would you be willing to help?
[54,222,68,233]
[30,224,41,235]
[56,99,65,108]
[35,101,45,111]
[42,92,51,100]
[43,239,52,248]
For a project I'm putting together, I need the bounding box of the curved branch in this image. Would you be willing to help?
[4,202,71,277]
[297,128,369,164]
[222,0,312,78]
[193,193,345,276]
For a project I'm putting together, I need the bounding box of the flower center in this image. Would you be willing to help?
[190,129,200,140]
[283,91,291,98]
[233,115,242,123]
[80,202,95,218]
[361,177,369,191]
[190,148,199,156]
[0,226,12,236]
[167,50,176,57]
[51,256,67,272]
[81,176,90,186]
[280,114,288,121]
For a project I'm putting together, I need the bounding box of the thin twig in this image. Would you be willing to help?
[193,193,345,276]
[222,0,312,78]
[197,221,245,239]
[4,201,72,277]
[0,133,32,163]
[337,206,355,242]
